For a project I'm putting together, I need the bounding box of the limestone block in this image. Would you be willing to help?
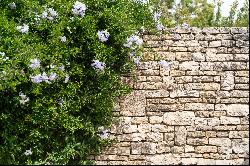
[192,52,205,61]
[185,103,214,111]
[163,111,195,125]
[176,52,192,61]
[209,138,231,147]
[221,71,234,90]
[170,90,199,98]
[149,116,163,124]
[175,126,187,145]
[206,53,233,61]
[146,154,181,165]
[179,61,199,71]
[227,104,249,116]
[220,116,240,125]
[209,41,222,47]
[120,91,146,116]
[185,145,195,153]
[145,90,170,98]
[195,146,217,153]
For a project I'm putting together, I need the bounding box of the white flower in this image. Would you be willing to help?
[16,24,29,34]
[72,1,87,17]
[168,8,175,15]
[41,8,58,21]
[156,22,164,31]
[49,64,55,69]
[60,36,67,42]
[159,60,171,69]
[9,2,16,10]
[91,60,106,70]
[59,65,65,71]
[133,57,141,65]
[153,12,161,22]
[41,72,50,83]
[58,98,64,105]
[64,74,70,83]
[30,74,43,84]
[19,92,30,105]
[24,149,32,156]
[134,0,149,4]
[49,73,57,81]
[97,30,110,42]
[0,52,5,56]
[0,52,9,61]
[182,22,189,29]
[124,34,143,48]
[29,58,40,69]
[97,126,109,139]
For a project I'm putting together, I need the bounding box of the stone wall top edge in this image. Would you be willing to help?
[142,27,249,35]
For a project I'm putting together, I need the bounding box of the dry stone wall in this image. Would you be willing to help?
[94,27,249,165]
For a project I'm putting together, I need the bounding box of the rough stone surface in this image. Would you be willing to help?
[94,27,249,165]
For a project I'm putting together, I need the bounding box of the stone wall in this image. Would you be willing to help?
[94,27,249,165]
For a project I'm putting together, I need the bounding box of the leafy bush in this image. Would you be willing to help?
[0,0,163,164]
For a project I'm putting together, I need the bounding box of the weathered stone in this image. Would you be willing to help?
[146,132,163,142]
[175,126,187,145]
[146,154,181,165]
[170,90,199,98]
[185,103,214,111]
[163,111,195,125]
[176,52,192,61]
[149,116,163,124]
[120,91,146,116]
[171,146,185,154]
[192,52,206,61]
[187,138,208,145]
[138,124,151,133]
[227,104,249,116]
[221,71,234,90]
[220,116,241,125]
[229,131,249,138]
[123,124,138,133]
[231,139,249,154]
[179,61,199,71]
[181,158,198,165]
[195,146,217,153]
[131,117,148,124]
[209,138,231,147]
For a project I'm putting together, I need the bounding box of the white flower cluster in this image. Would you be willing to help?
[124,34,143,48]
[91,60,106,70]
[59,36,67,42]
[8,2,16,10]
[30,72,57,84]
[97,126,109,139]
[159,60,171,69]
[97,30,110,42]
[41,8,58,21]
[29,58,40,69]
[64,74,70,83]
[134,0,149,5]
[19,92,30,105]
[72,1,87,17]
[24,149,32,156]
[133,57,141,66]
[152,12,164,31]
[0,52,9,61]
[182,22,190,29]
[16,24,29,34]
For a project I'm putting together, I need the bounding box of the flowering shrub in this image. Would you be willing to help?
[0,0,164,165]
